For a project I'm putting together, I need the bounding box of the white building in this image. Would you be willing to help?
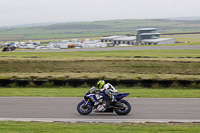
[100,28,176,45]
[100,36,122,43]
[101,36,136,46]
[136,28,176,45]
[113,36,136,45]
[142,38,176,45]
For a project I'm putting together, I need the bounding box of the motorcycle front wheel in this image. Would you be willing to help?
[114,100,131,115]
[77,101,93,115]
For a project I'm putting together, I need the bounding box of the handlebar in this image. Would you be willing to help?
[89,87,100,94]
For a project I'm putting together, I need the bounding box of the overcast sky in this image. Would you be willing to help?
[0,0,200,26]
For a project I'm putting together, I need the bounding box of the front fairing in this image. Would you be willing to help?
[84,91,97,103]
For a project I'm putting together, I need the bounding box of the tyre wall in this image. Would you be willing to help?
[0,79,199,88]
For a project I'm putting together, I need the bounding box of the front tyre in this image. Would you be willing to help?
[114,100,131,115]
[77,101,92,115]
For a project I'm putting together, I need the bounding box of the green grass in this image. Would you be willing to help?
[0,57,200,77]
[1,49,200,58]
[0,87,200,98]
[0,121,200,133]
[0,48,200,82]
[1,19,200,40]
[162,34,200,42]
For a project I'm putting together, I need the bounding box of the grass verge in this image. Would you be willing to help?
[0,58,200,76]
[1,49,200,58]
[0,121,200,133]
[0,87,200,98]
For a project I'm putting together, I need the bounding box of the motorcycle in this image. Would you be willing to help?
[77,87,131,115]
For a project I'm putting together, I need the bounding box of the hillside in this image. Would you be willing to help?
[1,19,200,40]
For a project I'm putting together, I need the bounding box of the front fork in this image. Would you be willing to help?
[83,99,90,108]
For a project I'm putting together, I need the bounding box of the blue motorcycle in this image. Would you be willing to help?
[77,87,131,115]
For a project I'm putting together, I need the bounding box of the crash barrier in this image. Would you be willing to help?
[0,79,199,88]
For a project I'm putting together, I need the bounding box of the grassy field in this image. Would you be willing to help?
[162,34,200,42]
[0,58,199,74]
[1,19,200,40]
[0,87,200,98]
[1,49,200,58]
[0,121,200,133]
[0,49,200,81]
[0,58,200,80]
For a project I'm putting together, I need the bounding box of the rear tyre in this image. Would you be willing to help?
[114,100,131,115]
[77,101,92,115]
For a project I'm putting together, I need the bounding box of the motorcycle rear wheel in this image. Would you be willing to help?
[114,100,131,115]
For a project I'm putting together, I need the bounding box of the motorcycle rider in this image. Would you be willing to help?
[96,80,118,106]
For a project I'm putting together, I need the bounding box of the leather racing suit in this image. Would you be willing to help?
[100,83,118,102]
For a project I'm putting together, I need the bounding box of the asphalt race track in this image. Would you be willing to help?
[0,97,200,123]
[16,45,200,52]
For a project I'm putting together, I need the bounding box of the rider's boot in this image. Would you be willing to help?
[109,96,117,106]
